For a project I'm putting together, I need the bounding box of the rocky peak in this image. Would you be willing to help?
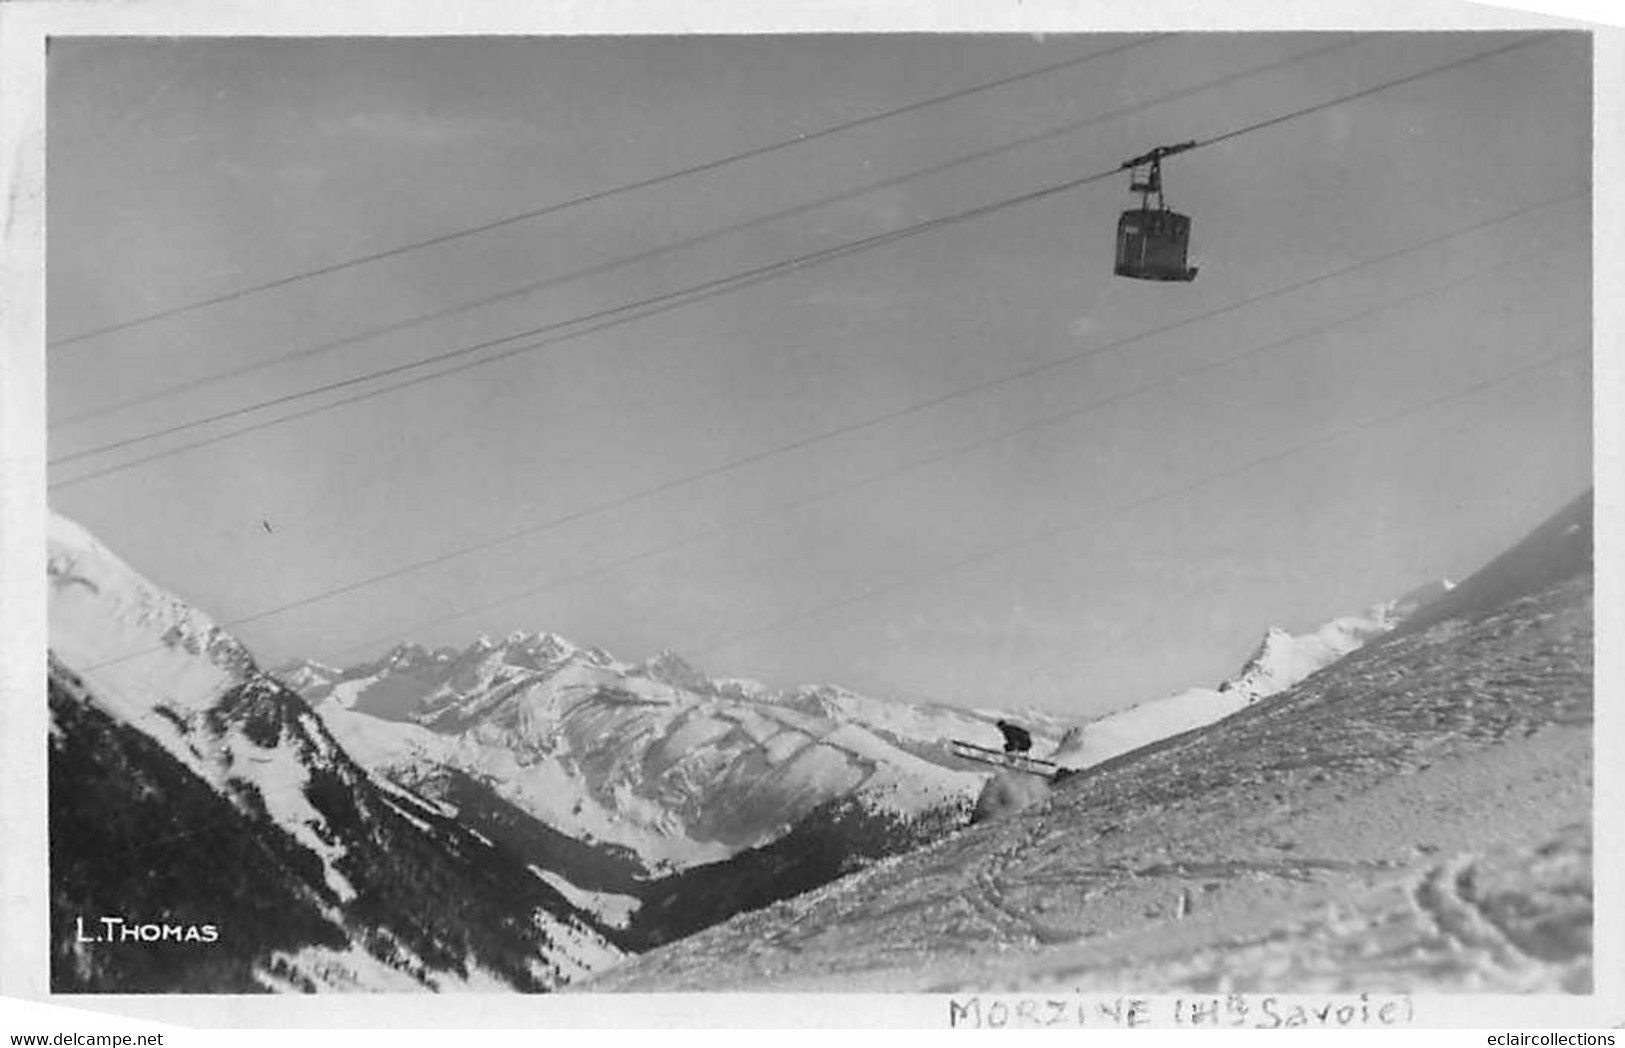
[639,649,714,694]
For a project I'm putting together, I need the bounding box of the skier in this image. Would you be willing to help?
[995,719,1032,754]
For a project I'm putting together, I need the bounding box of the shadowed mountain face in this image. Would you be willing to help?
[47,516,622,992]
[49,662,348,993]
[621,793,972,951]
[584,493,1593,993]
[49,658,623,992]
[1382,489,1591,643]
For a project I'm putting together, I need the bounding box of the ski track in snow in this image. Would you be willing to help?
[584,575,1592,994]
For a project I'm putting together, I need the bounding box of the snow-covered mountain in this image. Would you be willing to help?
[282,559,1451,880]
[45,509,1064,985]
[280,633,1099,948]
[1049,578,1452,772]
[1217,579,1454,702]
[47,513,621,992]
[281,639,1009,875]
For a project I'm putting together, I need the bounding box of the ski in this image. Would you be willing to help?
[950,739,1061,778]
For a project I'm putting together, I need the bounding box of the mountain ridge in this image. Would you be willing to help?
[277,543,1457,877]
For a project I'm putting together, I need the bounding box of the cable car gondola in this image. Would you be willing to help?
[1114,142,1198,282]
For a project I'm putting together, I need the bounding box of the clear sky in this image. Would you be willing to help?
[45,30,1592,717]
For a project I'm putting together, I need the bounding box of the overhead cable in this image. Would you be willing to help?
[51,35,1171,347]
[311,235,1580,664]
[51,33,1554,480]
[74,190,1582,672]
[56,36,1361,429]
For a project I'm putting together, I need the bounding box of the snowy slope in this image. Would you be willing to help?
[47,512,622,992]
[585,492,1594,994]
[48,514,253,751]
[1049,578,1452,772]
[1050,686,1252,770]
